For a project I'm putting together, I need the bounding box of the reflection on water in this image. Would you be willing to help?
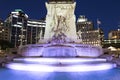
[0,67,120,80]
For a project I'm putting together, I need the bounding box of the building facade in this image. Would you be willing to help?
[0,26,10,41]
[5,9,28,47]
[76,15,93,40]
[103,29,120,48]
[4,9,46,46]
[104,39,120,44]
[108,29,120,40]
[27,19,45,44]
[0,20,10,41]
[76,15,93,32]
[78,29,104,46]
[76,15,104,46]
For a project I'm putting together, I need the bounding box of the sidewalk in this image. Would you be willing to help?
[112,58,120,67]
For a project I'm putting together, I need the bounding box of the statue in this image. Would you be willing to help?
[44,2,77,43]
[51,16,68,43]
[52,16,68,35]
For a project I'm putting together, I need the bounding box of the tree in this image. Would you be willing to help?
[0,40,14,50]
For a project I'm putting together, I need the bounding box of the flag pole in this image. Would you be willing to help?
[97,18,101,29]
[97,18,101,46]
[97,18,99,29]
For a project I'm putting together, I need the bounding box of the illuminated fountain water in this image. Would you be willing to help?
[6,43,116,72]
[6,57,116,72]
[6,0,116,72]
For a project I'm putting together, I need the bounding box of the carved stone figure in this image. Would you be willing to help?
[43,2,77,43]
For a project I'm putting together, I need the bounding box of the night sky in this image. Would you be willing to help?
[0,0,120,39]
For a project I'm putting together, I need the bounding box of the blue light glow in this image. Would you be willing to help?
[6,58,116,72]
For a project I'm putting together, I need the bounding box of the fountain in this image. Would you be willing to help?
[6,0,116,72]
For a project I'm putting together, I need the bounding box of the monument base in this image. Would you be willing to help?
[18,43,103,57]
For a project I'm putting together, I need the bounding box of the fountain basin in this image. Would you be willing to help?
[6,57,116,72]
[18,43,103,57]
[6,44,116,72]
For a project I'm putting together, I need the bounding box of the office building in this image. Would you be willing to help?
[4,9,28,47]
[108,29,120,40]
[27,19,46,44]
[76,15,93,32]
[0,20,10,41]
[76,15,104,46]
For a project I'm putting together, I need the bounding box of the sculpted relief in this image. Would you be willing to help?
[51,16,68,43]
[52,16,68,34]
[50,4,74,33]
[44,2,77,43]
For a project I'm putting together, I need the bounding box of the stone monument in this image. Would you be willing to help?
[44,0,77,43]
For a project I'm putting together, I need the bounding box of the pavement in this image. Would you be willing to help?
[99,54,120,67]
[0,53,21,67]
[112,58,120,67]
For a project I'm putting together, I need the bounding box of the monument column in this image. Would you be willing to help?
[44,0,77,43]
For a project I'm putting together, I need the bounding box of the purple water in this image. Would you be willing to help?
[0,67,120,80]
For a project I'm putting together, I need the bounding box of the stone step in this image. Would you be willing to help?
[6,61,116,72]
[13,57,107,64]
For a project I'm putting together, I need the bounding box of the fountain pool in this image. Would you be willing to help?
[6,57,116,72]
[5,44,116,72]
[0,67,120,80]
